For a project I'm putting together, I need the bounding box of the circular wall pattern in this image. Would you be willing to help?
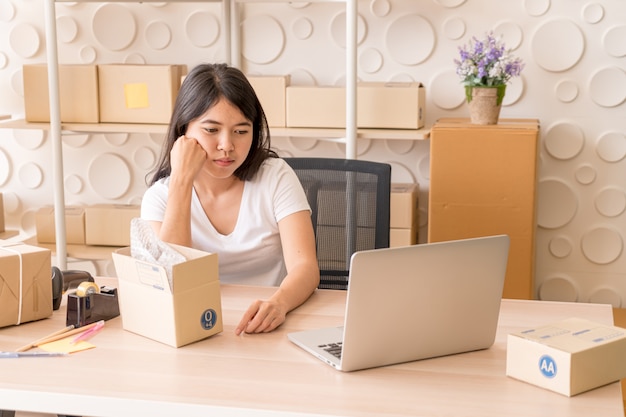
[433,0,466,7]
[386,14,435,65]
[291,17,313,40]
[385,140,415,156]
[359,47,383,74]
[536,179,577,229]
[65,174,84,195]
[241,15,284,64]
[524,0,550,17]
[12,129,45,150]
[595,187,626,218]
[133,147,156,170]
[574,163,596,185]
[543,122,584,160]
[548,235,573,258]
[538,276,578,302]
[531,19,584,72]
[2,191,20,214]
[555,79,579,103]
[589,67,626,107]
[18,162,44,189]
[581,3,604,24]
[588,288,622,308]
[145,20,172,50]
[103,133,129,147]
[330,11,367,48]
[63,134,90,148]
[430,69,466,110]
[0,1,15,22]
[57,15,78,43]
[0,52,7,70]
[370,0,391,18]
[80,46,97,63]
[493,21,523,50]
[9,23,40,58]
[93,4,137,51]
[580,227,623,265]
[442,16,465,40]
[185,11,220,48]
[0,149,11,186]
[88,153,132,199]
[603,25,626,57]
[596,131,626,163]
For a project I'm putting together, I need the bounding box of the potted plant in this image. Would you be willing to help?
[455,31,525,124]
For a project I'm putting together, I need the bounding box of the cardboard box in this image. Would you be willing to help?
[286,82,425,129]
[428,118,540,299]
[390,228,417,247]
[98,64,187,124]
[248,75,290,127]
[85,204,140,246]
[506,318,626,396]
[23,64,99,123]
[35,206,86,245]
[0,243,52,328]
[390,183,419,229]
[112,244,223,347]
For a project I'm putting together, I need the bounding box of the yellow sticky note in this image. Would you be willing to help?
[124,83,150,109]
[38,336,95,354]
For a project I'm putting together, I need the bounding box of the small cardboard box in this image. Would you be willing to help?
[247,75,290,127]
[85,204,140,246]
[390,183,419,229]
[390,228,417,247]
[98,64,187,124]
[286,82,425,129]
[112,245,223,347]
[35,206,86,245]
[0,243,52,328]
[23,64,99,123]
[506,318,626,396]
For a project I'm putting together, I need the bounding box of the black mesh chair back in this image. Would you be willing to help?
[284,157,391,290]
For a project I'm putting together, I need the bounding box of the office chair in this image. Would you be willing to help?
[284,157,391,290]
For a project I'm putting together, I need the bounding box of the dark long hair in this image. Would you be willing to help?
[148,63,276,185]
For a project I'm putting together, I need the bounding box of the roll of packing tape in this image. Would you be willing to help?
[76,281,100,297]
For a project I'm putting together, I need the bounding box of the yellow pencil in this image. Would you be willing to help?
[15,325,75,352]
[31,321,103,348]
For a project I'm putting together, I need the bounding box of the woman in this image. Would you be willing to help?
[142,63,319,335]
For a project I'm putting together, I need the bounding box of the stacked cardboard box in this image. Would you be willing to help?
[390,183,419,247]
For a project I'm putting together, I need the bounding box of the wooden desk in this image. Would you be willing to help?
[0,283,623,417]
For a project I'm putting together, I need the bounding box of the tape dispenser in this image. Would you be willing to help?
[51,267,120,328]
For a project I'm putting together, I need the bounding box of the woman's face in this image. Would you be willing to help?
[185,98,254,180]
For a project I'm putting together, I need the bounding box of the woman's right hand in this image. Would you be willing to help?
[170,135,207,182]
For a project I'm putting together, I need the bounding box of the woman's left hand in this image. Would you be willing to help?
[235,299,287,335]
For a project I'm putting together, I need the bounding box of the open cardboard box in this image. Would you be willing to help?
[112,244,222,347]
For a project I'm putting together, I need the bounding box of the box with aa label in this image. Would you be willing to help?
[506,317,626,396]
[112,244,222,347]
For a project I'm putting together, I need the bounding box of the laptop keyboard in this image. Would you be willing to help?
[319,342,343,359]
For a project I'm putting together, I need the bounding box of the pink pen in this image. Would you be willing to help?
[70,320,105,345]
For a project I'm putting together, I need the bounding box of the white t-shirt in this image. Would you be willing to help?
[141,157,311,286]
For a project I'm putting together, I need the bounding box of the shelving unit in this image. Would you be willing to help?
[5,0,427,268]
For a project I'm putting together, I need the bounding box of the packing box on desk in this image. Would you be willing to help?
[506,317,626,396]
[85,204,140,246]
[0,243,52,328]
[286,82,425,129]
[112,245,223,347]
[247,75,289,127]
[0,193,4,233]
[23,64,99,123]
[98,64,187,124]
[35,206,86,245]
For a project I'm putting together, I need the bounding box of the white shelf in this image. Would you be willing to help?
[1,119,429,140]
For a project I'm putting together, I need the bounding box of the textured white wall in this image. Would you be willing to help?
[0,0,625,304]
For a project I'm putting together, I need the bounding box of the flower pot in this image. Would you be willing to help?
[465,85,506,125]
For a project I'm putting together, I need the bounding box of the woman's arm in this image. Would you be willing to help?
[235,210,320,335]
[148,136,206,246]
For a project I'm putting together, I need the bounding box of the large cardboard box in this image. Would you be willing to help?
[98,64,187,124]
[23,64,99,123]
[428,118,540,299]
[0,243,52,328]
[506,318,626,396]
[35,206,86,245]
[248,75,290,127]
[112,245,223,347]
[85,204,140,246]
[286,82,425,129]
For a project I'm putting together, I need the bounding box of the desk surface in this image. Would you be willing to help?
[0,282,623,417]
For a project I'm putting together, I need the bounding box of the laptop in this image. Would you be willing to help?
[288,234,510,372]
